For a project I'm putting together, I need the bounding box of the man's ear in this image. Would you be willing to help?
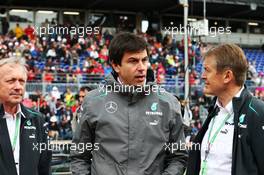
[111,62,120,73]
[223,70,233,84]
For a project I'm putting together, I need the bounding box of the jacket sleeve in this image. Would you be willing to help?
[70,101,94,175]
[248,99,264,174]
[162,102,188,175]
[38,116,52,175]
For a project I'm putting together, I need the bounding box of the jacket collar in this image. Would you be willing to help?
[232,86,252,114]
[208,97,217,116]
[208,86,252,116]
[0,103,32,120]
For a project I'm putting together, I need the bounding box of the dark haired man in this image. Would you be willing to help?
[71,32,187,175]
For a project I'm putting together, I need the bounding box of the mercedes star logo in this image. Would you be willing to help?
[105,101,118,113]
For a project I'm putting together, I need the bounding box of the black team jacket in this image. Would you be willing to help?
[0,104,52,175]
[186,87,264,175]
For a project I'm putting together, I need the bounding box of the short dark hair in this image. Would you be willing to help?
[109,32,148,65]
[204,43,248,86]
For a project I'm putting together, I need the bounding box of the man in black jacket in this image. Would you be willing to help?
[0,56,52,175]
[186,43,264,175]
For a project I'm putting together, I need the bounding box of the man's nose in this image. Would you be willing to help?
[14,80,23,89]
[201,71,206,79]
[137,61,145,71]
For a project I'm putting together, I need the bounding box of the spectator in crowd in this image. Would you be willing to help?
[51,86,61,101]
[1,18,9,35]
[55,98,65,122]
[48,115,60,140]
[255,88,264,101]
[255,72,264,86]
[48,96,57,115]
[40,101,52,122]
[64,88,74,107]
[13,23,24,40]
[44,71,54,83]
[24,24,35,40]
[60,106,73,140]
[71,86,91,135]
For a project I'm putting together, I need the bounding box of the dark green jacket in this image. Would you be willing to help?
[187,87,264,175]
[0,104,52,175]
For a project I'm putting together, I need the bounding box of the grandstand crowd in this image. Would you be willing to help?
[1,18,264,140]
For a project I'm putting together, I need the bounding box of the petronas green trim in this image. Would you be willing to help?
[249,99,259,116]
[90,90,108,99]
[26,109,41,117]
[157,89,169,101]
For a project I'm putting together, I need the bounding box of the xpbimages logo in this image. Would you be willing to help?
[163,24,231,38]
[32,141,100,153]
[33,24,100,37]
[98,83,166,96]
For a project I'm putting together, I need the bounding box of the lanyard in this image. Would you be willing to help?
[12,113,21,152]
[200,112,232,175]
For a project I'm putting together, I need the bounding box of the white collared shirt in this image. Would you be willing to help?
[200,87,244,175]
[117,77,124,85]
[3,104,26,175]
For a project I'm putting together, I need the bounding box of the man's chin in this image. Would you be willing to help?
[135,82,145,86]
[11,98,23,104]
[203,88,211,95]
[203,89,215,96]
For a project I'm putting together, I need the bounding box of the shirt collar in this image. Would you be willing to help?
[117,77,123,85]
[216,86,244,115]
[3,104,26,119]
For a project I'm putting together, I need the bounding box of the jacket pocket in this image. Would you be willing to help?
[144,161,161,175]
[144,154,164,175]
[92,151,126,175]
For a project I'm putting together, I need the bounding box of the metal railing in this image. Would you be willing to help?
[26,80,261,97]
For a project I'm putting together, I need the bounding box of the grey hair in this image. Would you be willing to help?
[0,57,28,75]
